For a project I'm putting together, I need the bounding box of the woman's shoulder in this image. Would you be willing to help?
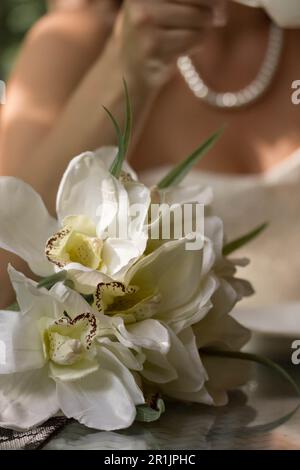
[26,3,115,53]
[9,2,117,96]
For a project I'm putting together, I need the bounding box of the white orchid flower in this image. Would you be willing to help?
[189,217,253,406]
[89,219,221,334]
[0,266,145,431]
[53,271,211,409]
[0,147,151,292]
[84,215,251,406]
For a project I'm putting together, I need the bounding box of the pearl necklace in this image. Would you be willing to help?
[177,23,284,109]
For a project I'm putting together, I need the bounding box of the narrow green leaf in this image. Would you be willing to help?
[107,80,133,179]
[157,129,223,189]
[5,302,20,312]
[123,78,133,155]
[104,106,125,178]
[202,348,300,433]
[135,398,165,423]
[222,223,268,257]
[82,294,94,305]
[37,270,67,290]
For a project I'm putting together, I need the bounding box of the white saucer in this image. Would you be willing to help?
[232,303,300,359]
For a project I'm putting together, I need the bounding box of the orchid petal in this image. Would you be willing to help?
[202,355,252,406]
[128,238,216,330]
[113,318,170,354]
[0,177,57,277]
[49,358,99,382]
[98,347,144,405]
[56,149,118,226]
[0,310,45,373]
[65,263,111,295]
[49,282,93,319]
[57,367,137,430]
[195,304,251,351]
[141,349,178,384]
[204,216,224,261]
[8,265,63,319]
[0,368,58,431]
[102,239,144,277]
[97,337,145,371]
[161,327,207,396]
[155,184,213,206]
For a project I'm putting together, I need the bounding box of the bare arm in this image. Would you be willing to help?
[0,0,225,212]
[0,0,224,307]
[0,3,123,211]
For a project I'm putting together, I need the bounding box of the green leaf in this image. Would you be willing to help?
[157,129,223,189]
[201,348,300,432]
[222,223,268,257]
[5,302,20,312]
[123,78,133,156]
[37,270,67,290]
[108,79,133,179]
[104,106,125,178]
[135,398,165,423]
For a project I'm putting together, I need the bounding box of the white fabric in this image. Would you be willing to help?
[141,148,300,309]
[233,0,300,28]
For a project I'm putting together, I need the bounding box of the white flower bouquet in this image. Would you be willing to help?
[0,85,294,432]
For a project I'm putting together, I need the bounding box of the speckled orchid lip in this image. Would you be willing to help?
[94,280,161,324]
[45,221,103,270]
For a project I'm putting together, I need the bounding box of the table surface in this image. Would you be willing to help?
[44,364,300,450]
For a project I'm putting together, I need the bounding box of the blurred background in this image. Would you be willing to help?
[0,0,47,79]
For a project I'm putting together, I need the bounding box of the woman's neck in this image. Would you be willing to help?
[192,3,273,92]
[225,2,269,32]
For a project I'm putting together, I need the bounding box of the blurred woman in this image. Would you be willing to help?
[0,0,300,309]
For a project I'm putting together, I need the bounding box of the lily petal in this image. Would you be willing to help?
[0,177,58,277]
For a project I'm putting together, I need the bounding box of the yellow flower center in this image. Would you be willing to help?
[66,231,103,269]
[46,215,103,269]
[94,281,161,324]
[48,331,83,366]
[41,312,98,366]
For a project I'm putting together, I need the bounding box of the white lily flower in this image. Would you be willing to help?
[0,266,145,431]
[0,147,151,292]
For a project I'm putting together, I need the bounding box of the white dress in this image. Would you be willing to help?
[141,149,300,309]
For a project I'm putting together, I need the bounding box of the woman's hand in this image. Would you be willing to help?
[114,0,227,87]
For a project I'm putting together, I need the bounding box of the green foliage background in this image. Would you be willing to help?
[0,0,46,79]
